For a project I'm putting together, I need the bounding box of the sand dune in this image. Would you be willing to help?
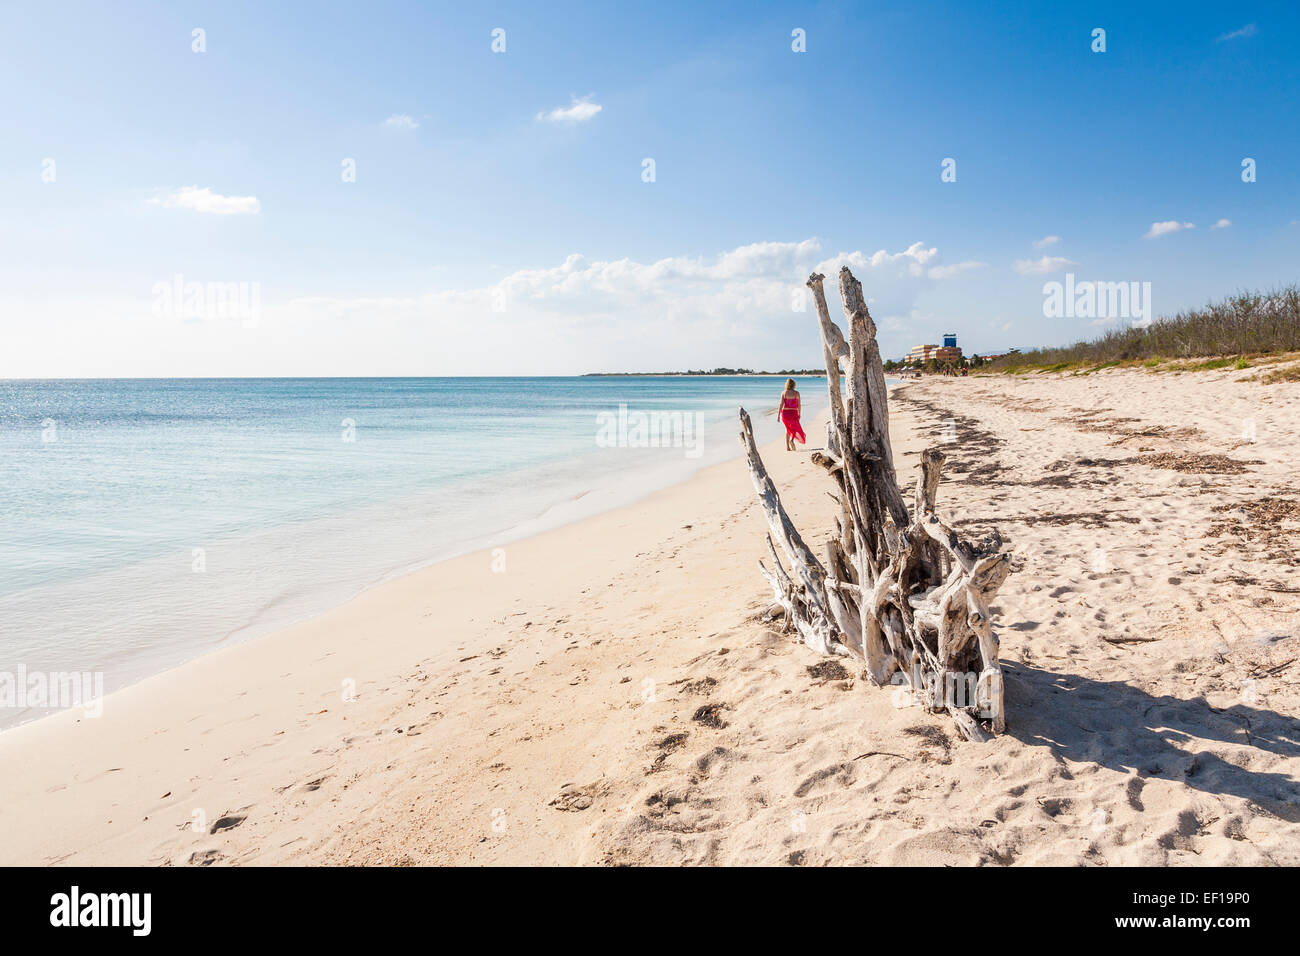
[2,366,1297,866]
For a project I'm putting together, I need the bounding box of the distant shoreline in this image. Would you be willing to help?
[583,371,828,377]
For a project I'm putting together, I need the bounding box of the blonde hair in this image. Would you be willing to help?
[785,378,796,391]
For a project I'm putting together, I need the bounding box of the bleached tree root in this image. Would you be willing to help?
[738,267,1012,740]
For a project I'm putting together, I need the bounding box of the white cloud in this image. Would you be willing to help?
[928,260,987,280]
[1033,235,1061,248]
[816,241,938,279]
[1013,255,1076,275]
[148,186,260,215]
[1217,23,1257,42]
[1210,218,1232,230]
[1143,220,1195,239]
[536,95,603,125]
[281,238,964,371]
[384,113,419,130]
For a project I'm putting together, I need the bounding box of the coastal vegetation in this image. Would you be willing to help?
[585,368,826,376]
[885,354,989,373]
[980,285,1300,375]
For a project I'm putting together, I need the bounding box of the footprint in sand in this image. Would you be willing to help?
[648,732,690,774]
[676,676,718,695]
[550,782,600,812]
[692,746,735,778]
[793,762,858,798]
[209,813,247,834]
[1036,797,1075,819]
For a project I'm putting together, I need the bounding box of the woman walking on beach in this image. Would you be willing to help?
[778,378,805,451]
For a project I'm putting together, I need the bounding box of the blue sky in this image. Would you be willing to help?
[2,0,1297,375]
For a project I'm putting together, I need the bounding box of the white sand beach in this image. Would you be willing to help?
[3,366,1298,866]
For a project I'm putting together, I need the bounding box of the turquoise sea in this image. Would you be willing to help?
[0,376,827,727]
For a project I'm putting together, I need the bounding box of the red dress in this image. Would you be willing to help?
[780,394,806,443]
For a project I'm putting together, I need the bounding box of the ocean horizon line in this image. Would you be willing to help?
[1,372,831,382]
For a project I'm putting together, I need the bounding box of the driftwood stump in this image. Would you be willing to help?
[739,266,1011,741]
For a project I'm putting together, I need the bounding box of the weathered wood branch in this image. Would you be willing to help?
[807,272,848,457]
[738,266,1012,740]
[739,408,844,656]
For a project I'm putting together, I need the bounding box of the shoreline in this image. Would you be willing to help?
[4,366,1297,866]
[2,382,823,733]
[0,403,836,865]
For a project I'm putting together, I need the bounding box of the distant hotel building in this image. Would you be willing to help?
[907,332,962,365]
